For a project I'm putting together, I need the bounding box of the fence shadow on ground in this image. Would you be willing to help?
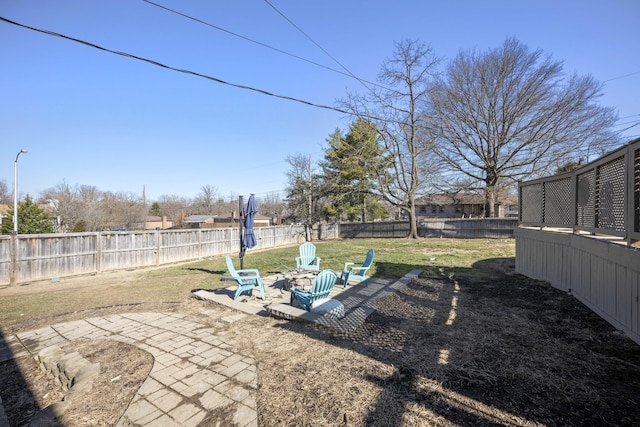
[184,267,224,275]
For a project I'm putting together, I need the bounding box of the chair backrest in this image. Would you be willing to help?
[362,249,375,268]
[226,255,240,280]
[311,270,338,296]
[299,242,316,261]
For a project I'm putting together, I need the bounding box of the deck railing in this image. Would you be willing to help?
[517,137,640,345]
[519,137,640,244]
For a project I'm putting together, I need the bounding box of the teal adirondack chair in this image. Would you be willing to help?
[341,249,375,288]
[295,242,321,270]
[290,269,338,311]
[225,255,266,301]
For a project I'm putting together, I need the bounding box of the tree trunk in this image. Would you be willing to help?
[408,198,419,238]
[485,186,496,217]
[362,198,367,223]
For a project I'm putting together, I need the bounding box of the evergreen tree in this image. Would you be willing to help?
[321,119,386,221]
[1,195,56,234]
[149,202,162,216]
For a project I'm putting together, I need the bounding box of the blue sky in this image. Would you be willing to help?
[1,0,639,201]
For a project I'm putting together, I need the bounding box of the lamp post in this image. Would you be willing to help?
[13,148,28,234]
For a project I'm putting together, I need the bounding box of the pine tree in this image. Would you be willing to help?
[1,195,56,234]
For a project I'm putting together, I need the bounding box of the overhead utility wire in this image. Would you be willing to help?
[0,16,380,119]
[263,0,374,94]
[604,70,640,82]
[143,0,382,90]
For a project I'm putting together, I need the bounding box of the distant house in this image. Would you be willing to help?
[129,216,173,230]
[183,215,216,229]
[415,193,505,218]
[183,212,272,229]
[215,212,272,227]
[145,216,173,230]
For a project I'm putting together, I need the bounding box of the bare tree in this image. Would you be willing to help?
[258,192,286,223]
[41,181,88,231]
[0,180,10,204]
[428,37,619,217]
[285,153,321,240]
[156,194,190,227]
[339,39,441,238]
[192,185,219,215]
[101,191,143,229]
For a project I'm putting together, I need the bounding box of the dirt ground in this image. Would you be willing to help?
[2,261,640,426]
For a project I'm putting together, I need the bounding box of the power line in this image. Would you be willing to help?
[615,120,640,134]
[262,0,374,94]
[0,15,355,115]
[613,118,640,127]
[143,0,382,90]
[618,114,640,120]
[604,70,640,82]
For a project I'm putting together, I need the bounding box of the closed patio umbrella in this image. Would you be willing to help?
[240,194,258,268]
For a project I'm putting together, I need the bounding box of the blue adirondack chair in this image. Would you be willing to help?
[290,269,338,311]
[225,255,266,301]
[341,249,375,288]
[295,242,321,270]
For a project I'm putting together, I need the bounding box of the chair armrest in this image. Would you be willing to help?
[236,269,261,277]
[342,261,362,271]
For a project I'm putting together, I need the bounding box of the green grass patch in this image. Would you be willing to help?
[0,238,515,329]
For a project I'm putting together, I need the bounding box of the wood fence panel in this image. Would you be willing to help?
[0,225,311,286]
[205,228,235,257]
[100,231,158,271]
[0,237,10,281]
[18,233,98,281]
[421,219,517,238]
[254,227,272,249]
[160,230,202,264]
[340,221,410,239]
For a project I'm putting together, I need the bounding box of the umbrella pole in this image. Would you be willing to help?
[239,196,244,269]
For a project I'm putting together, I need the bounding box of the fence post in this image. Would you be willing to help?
[96,232,102,273]
[9,233,17,286]
[198,229,202,259]
[156,229,161,266]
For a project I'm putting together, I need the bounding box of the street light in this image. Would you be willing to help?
[13,148,28,234]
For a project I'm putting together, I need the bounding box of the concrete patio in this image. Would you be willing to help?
[192,269,422,333]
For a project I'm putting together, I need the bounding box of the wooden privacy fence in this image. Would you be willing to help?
[516,137,640,345]
[339,219,517,239]
[0,225,306,286]
[420,218,517,238]
[339,221,411,238]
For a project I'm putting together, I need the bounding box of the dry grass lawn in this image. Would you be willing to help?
[1,239,640,426]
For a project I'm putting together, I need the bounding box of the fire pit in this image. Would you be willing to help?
[281,269,320,292]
